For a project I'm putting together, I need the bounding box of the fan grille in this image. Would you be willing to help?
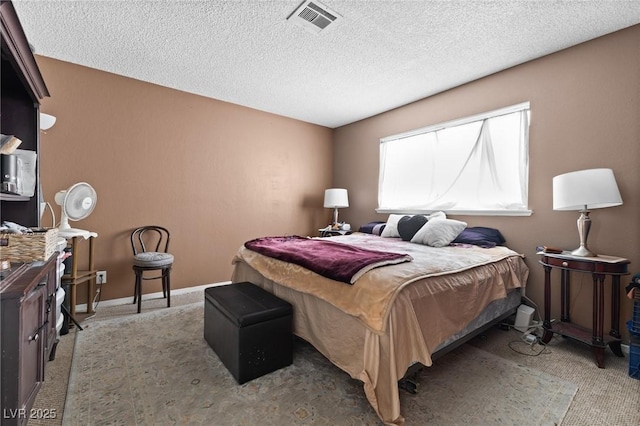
[63,183,97,221]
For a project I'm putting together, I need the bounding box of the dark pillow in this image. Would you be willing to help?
[452,227,506,248]
[372,223,386,236]
[359,221,386,235]
[397,215,428,241]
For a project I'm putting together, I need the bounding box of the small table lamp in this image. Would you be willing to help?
[553,168,623,257]
[324,188,349,227]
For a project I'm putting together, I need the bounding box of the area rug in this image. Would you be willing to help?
[63,302,577,425]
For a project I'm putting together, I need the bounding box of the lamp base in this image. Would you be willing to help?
[571,246,597,257]
[572,209,596,257]
[332,207,339,227]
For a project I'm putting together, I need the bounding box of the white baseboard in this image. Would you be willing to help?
[75,281,231,312]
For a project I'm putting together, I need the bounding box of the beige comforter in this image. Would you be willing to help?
[232,233,529,425]
[235,233,525,333]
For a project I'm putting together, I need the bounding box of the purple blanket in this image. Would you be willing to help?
[244,236,412,284]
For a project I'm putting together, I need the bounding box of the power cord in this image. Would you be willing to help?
[521,295,543,325]
[93,272,103,309]
[508,338,549,356]
[569,275,585,316]
[43,202,56,228]
[84,273,104,320]
[500,301,554,357]
[499,318,552,333]
[506,324,551,356]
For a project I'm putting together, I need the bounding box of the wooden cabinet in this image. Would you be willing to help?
[0,0,50,226]
[1,255,58,425]
[0,4,54,422]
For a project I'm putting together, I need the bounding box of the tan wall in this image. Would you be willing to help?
[333,25,640,339]
[36,57,333,303]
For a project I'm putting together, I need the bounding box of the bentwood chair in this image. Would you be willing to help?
[130,226,173,313]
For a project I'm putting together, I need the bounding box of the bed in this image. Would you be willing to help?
[231,229,529,425]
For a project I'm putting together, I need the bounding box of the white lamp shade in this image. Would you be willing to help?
[40,113,56,130]
[553,168,623,211]
[324,188,349,208]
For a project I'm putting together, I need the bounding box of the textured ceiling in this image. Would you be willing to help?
[13,0,640,128]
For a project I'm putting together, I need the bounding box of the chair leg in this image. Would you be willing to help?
[136,272,142,314]
[133,270,139,304]
[162,269,167,299]
[133,267,171,312]
[165,268,171,308]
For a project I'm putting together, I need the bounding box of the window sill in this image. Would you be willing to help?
[375,209,533,217]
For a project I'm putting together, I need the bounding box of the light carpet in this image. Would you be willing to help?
[64,302,577,425]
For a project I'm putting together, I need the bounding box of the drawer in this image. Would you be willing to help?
[540,255,628,275]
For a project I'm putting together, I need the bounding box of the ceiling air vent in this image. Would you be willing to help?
[287,0,342,34]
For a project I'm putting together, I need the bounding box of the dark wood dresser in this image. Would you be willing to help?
[1,2,56,421]
[1,256,58,425]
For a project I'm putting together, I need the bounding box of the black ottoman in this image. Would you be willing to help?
[204,282,293,384]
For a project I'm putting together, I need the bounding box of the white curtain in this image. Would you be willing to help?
[378,107,529,213]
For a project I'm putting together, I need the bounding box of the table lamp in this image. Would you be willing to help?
[552,168,623,257]
[324,188,349,227]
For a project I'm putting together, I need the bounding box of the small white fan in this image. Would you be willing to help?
[54,182,97,237]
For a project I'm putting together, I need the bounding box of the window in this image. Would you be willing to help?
[378,102,531,216]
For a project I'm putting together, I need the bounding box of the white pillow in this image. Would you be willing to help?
[411,218,467,247]
[380,214,406,238]
[427,211,446,221]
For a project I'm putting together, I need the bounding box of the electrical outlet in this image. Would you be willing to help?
[96,270,107,284]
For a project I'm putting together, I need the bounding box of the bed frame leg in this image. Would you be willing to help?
[399,363,423,394]
[398,377,418,394]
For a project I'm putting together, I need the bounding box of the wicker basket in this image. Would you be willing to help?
[0,228,59,262]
